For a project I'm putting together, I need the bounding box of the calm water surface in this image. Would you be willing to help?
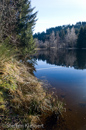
[33,49,86,130]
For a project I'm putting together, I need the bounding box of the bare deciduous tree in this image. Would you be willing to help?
[55,32,61,48]
[65,27,77,47]
[49,31,56,47]
[0,0,21,43]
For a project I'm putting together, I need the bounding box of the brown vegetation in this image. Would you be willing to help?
[0,44,64,129]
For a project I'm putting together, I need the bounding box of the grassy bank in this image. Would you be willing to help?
[0,44,64,129]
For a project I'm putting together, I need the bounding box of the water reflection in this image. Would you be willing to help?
[34,49,86,70]
[33,49,86,130]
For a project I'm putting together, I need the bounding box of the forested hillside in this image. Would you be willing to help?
[34,22,86,49]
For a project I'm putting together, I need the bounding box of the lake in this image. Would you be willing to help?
[33,49,86,130]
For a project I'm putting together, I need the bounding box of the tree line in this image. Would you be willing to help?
[34,22,86,49]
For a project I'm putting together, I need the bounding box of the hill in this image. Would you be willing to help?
[33,21,86,42]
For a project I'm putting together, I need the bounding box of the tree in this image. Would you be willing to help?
[70,27,77,47]
[55,32,60,48]
[0,0,37,55]
[65,27,77,47]
[77,26,86,49]
[59,29,65,42]
[82,26,86,48]
[0,0,20,43]
[49,31,56,47]
[65,28,71,47]
[16,0,37,54]
[77,26,84,49]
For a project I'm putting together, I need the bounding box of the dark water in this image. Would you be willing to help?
[33,49,86,130]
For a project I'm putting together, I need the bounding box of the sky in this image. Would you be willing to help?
[31,0,86,33]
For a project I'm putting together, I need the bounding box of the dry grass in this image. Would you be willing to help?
[0,44,64,129]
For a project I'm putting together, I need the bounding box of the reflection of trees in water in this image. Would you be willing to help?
[34,49,86,69]
[76,50,86,69]
[64,51,76,67]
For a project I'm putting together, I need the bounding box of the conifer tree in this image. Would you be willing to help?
[83,26,86,48]
[16,0,37,55]
[77,26,84,48]
[0,0,37,55]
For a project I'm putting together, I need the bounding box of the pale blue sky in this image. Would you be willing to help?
[31,0,86,33]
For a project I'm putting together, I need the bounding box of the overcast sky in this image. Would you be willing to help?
[31,0,86,33]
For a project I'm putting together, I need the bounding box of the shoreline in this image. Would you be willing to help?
[0,46,64,129]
